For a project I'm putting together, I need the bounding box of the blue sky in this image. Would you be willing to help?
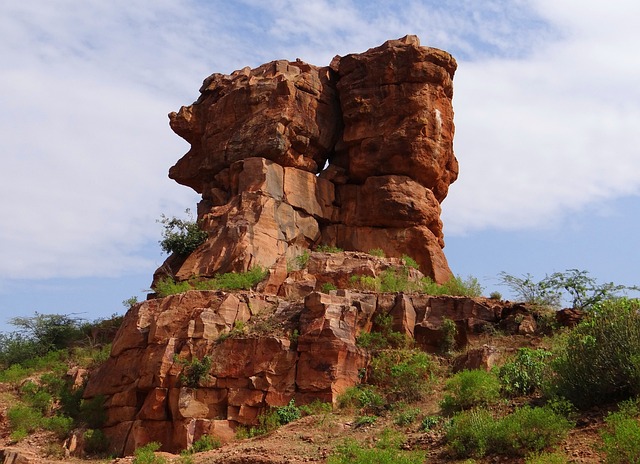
[1,1,639,333]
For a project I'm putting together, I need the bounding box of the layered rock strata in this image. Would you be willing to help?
[159,35,458,284]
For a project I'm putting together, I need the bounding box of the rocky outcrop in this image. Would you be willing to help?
[85,252,540,455]
[159,35,458,284]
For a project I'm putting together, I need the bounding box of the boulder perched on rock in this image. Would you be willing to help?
[158,35,458,284]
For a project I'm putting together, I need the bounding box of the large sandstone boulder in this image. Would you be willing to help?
[331,35,458,202]
[156,35,458,283]
[169,60,341,194]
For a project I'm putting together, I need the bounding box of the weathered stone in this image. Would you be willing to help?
[452,345,501,372]
[332,35,458,202]
[169,60,340,193]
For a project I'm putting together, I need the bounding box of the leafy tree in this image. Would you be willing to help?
[8,312,84,353]
[498,272,562,307]
[158,209,208,256]
[499,269,639,310]
[544,269,639,311]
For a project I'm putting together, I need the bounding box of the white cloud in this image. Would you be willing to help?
[442,1,640,234]
[2,0,639,281]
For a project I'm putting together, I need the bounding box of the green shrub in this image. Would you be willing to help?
[294,250,310,269]
[354,415,377,427]
[420,415,440,431]
[368,248,385,257]
[421,275,483,297]
[446,408,496,458]
[447,407,572,458]
[369,349,434,402]
[440,370,501,415]
[494,406,572,456]
[328,438,425,464]
[337,385,385,414]
[393,406,421,426]
[316,244,343,253]
[499,347,552,396]
[209,266,268,290]
[133,442,166,464]
[187,434,221,453]
[401,255,419,269]
[299,400,332,416]
[601,400,640,464]
[154,277,192,297]
[84,429,110,455]
[489,291,503,300]
[7,404,43,440]
[321,282,337,293]
[440,318,458,354]
[177,355,212,388]
[158,210,208,256]
[43,415,73,438]
[549,298,640,408]
[21,381,53,414]
[275,399,302,425]
[498,272,562,307]
[356,314,408,351]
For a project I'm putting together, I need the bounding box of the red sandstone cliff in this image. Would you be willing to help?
[157,35,457,285]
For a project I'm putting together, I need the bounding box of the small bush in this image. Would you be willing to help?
[421,275,483,297]
[294,250,310,269]
[177,355,212,388]
[79,395,107,429]
[43,415,73,438]
[187,434,221,453]
[158,209,208,256]
[401,255,420,269]
[601,400,640,464]
[7,404,43,440]
[133,442,166,464]
[447,406,572,458]
[275,399,302,425]
[209,266,268,290]
[328,438,425,464]
[316,244,343,253]
[421,415,440,431]
[337,385,385,414]
[321,282,337,293]
[499,347,552,396]
[368,248,385,257]
[356,314,408,351]
[494,406,572,456]
[393,406,421,426]
[489,291,503,300]
[549,298,640,408]
[154,277,192,297]
[354,415,377,427]
[440,318,458,354]
[440,370,501,415]
[299,400,332,416]
[369,349,434,402]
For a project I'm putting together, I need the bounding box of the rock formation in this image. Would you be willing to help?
[85,252,518,456]
[83,36,468,456]
[158,35,458,285]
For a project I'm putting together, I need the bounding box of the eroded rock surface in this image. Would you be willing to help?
[159,35,458,284]
[85,253,523,455]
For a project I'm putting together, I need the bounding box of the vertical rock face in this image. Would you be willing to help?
[160,35,458,284]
